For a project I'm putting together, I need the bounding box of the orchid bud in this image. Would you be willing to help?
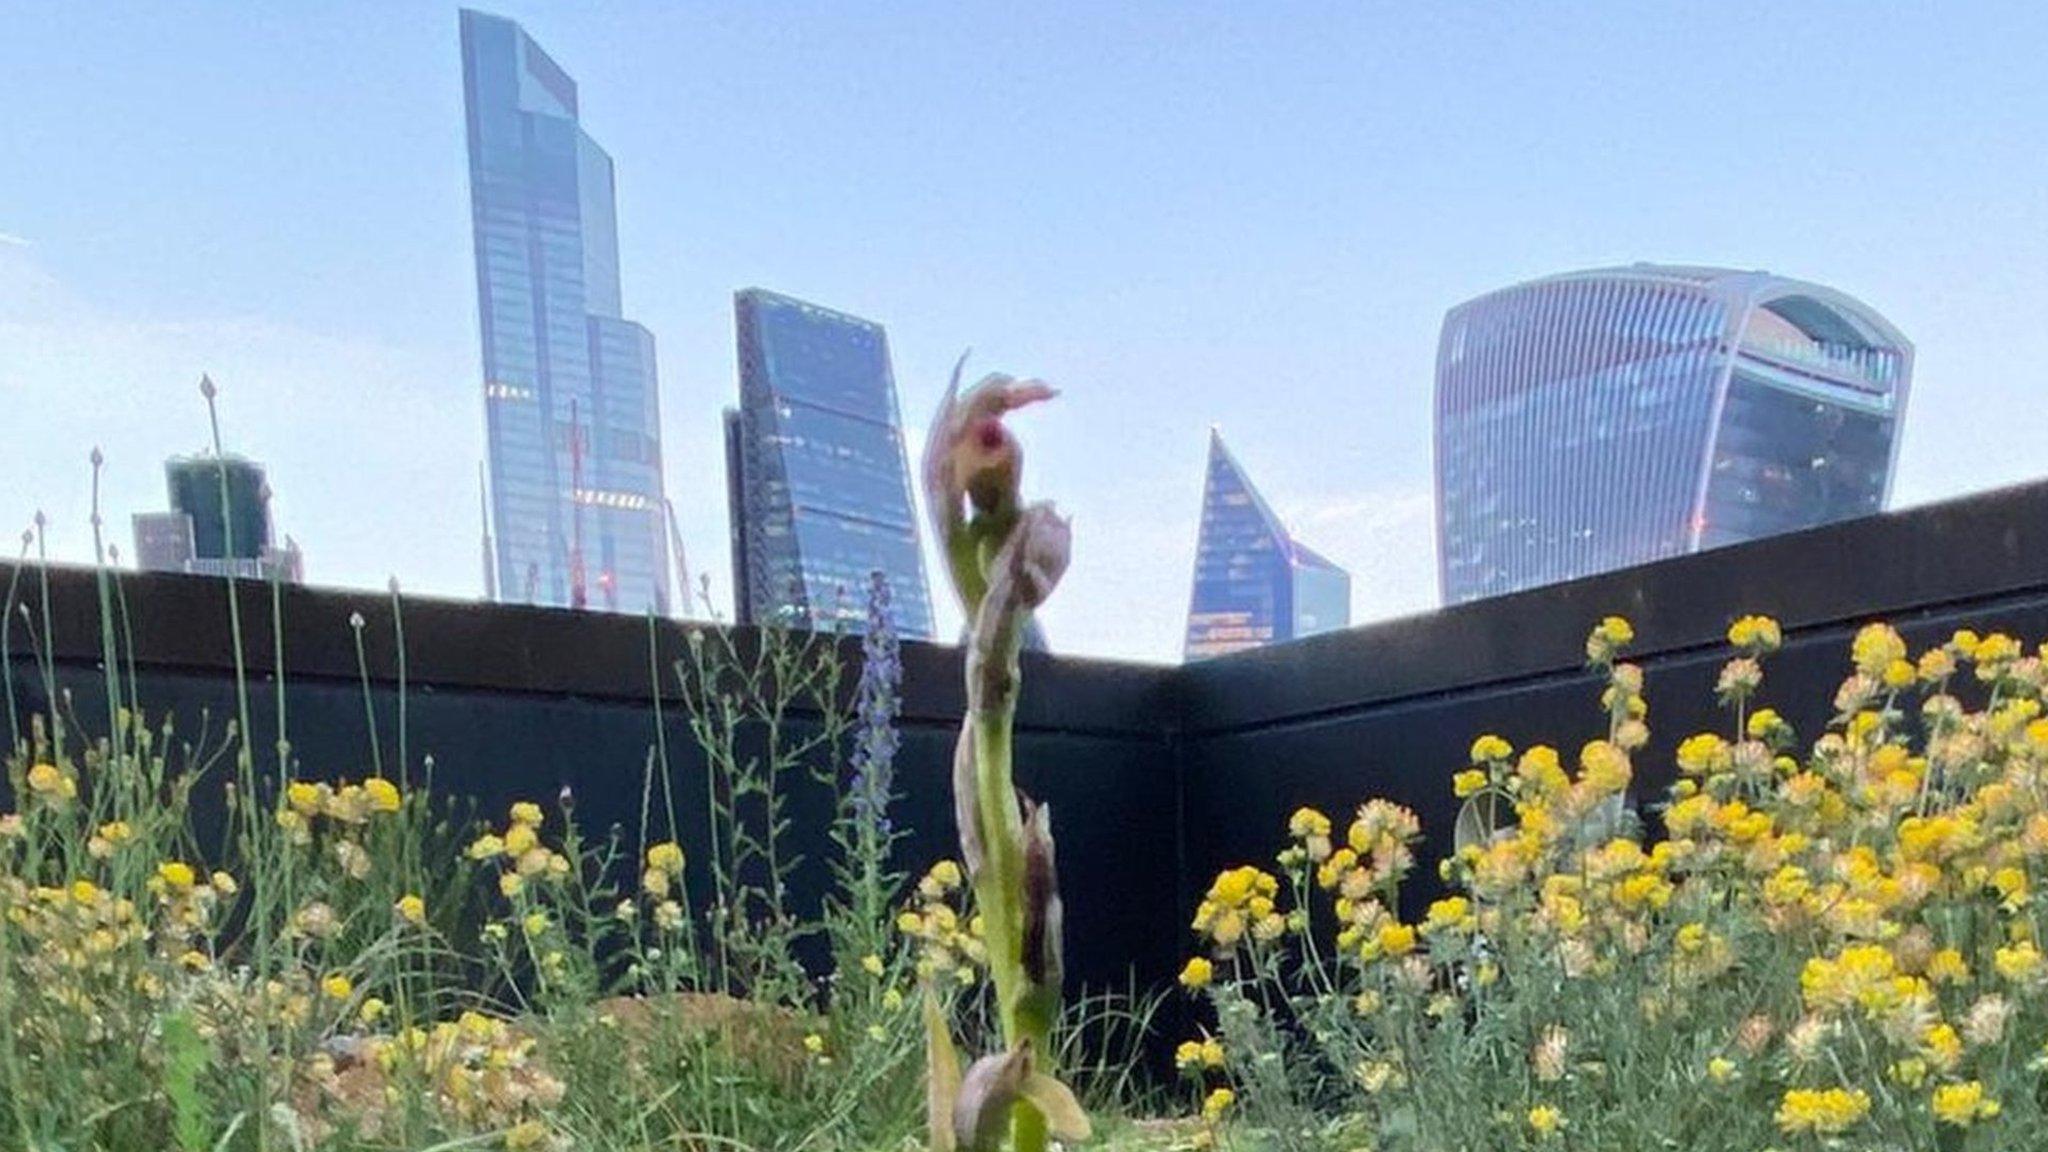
[968,504,1072,714]
[952,1039,1089,1152]
[1020,795,1064,996]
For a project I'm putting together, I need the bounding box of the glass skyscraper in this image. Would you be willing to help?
[1435,264,1913,605]
[1185,430,1351,661]
[460,9,669,613]
[725,289,935,639]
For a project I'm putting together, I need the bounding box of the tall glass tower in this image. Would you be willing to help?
[725,289,935,638]
[1435,265,1913,605]
[460,9,669,613]
[1184,430,1351,661]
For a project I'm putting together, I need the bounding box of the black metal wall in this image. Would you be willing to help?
[11,479,2048,1021]
[1176,479,2048,919]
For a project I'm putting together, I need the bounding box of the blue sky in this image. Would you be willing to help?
[3,2,2045,662]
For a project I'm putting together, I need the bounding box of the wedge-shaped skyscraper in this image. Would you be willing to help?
[461,9,669,613]
[725,289,935,638]
[1435,265,1912,604]
[1184,430,1351,661]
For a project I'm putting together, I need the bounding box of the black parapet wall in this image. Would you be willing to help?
[11,478,2048,1052]
[0,566,1185,1004]
[1176,479,2048,920]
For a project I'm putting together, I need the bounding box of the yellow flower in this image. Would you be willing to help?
[1776,1087,1870,1134]
[359,997,387,1025]
[1452,769,1487,798]
[1287,807,1331,840]
[505,1120,551,1151]
[26,762,75,802]
[1706,1057,1738,1084]
[1994,941,2043,984]
[286,780,325,816]
[1931,1081,1999,1126]
[1422,896,1473,936]
[466,833,505,861]
[1469,734,1513,763]
[802,1033,825,1055]
[363,777,401,813]
[1594,616,1633,646]
[395,894,426,926]
[510,800,544,828]
[503,823,539,857]
[1372,921,1418,959]
[1179,956,1214,990]
[1201,1087,1235,1124]
[1926,949,1970,984]
[155,861,197,893]
[1175,1038,1226,1072]
[322,974,353,1001]
[646,840,686,875]
[1676,732,1731,777]
[1727,614,1782,653]
[1852,623,1907,677]
[1526,1105,1564,1137]
[860,953,885,977]
[499,872,525,899]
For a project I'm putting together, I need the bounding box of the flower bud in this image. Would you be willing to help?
[952,1039,1088,1152]
[1020,795,1064,995]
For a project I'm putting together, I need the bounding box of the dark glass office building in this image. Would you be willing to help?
[1435,265,1912,605]
[1184,430,1351,661]
[725,289,935,638]
[460,9,669,613]
[137,455,304,582]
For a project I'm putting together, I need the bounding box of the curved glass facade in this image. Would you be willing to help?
[726,289,935,639]
[1435,265,1912,604]
[1185,431,1351,660]
[461,10,670,613]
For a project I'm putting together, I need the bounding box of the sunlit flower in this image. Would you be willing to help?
[1776,1087,1870,1134]
[1526,1104,1564,1137]
[1931,1081,1999,1127]
[1179,956,1213,990]
[363,777,401,813]
[395,894,426,926]
[1201,1087,1235,1124]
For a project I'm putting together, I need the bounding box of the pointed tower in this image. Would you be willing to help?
[1184,429,1351,661]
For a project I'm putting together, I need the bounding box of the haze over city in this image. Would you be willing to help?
[3,2,2045,662]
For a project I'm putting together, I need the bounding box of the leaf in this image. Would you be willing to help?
[924,986,961,1152]
[1016,1072,1091,1142]
[161,1009,212,1152]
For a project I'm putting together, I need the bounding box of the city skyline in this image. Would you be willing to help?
[3,3,2045,662]
[1436,265,1911,603]
[461,9,671,614]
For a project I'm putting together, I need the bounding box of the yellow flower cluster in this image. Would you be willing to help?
[341,1010,566,1142]
[896,859,983,982]
[1181,614,2048,1140]
[1191,864,1282,949]
[467,801,571,899]
[278,776,403,844]
[1776,1086,1870,1134]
